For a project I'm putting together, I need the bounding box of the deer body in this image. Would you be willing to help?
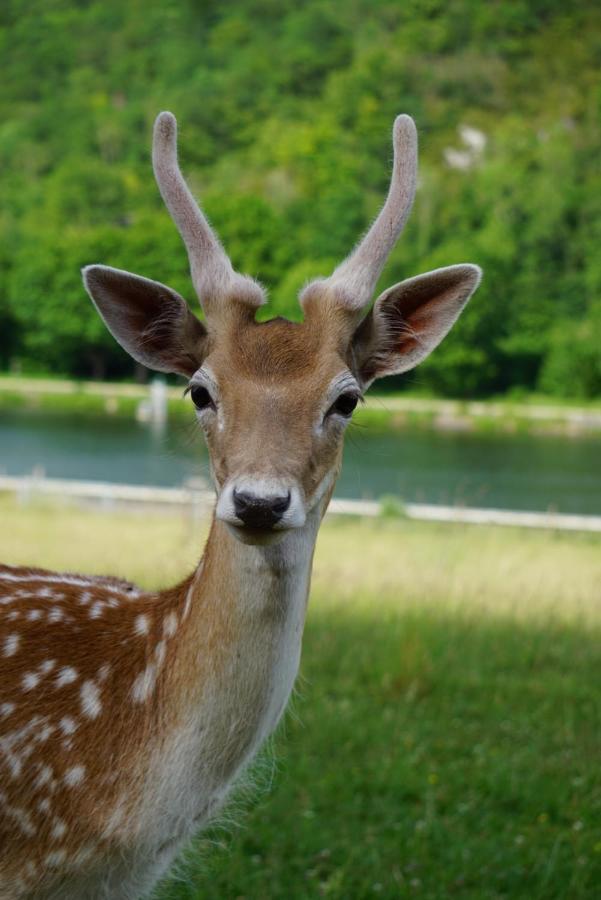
[1,110,481,897]
[0,506,322,898]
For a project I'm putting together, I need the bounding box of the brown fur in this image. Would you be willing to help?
[0,534,278,895]
[203,314,347,502]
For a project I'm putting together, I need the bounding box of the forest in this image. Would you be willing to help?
[0,0,599,398]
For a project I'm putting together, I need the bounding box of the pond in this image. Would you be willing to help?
[1,409,600,515]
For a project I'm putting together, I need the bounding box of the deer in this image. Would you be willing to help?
[0,110,481,899]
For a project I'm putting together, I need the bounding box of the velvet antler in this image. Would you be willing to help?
[300,115,418,318]
[152,111,265,320]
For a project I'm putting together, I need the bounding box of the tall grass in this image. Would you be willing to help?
[1,499,600,898]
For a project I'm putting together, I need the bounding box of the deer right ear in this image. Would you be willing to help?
[83,265,208,377]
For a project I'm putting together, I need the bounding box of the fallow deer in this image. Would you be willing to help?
[0,111,481,899]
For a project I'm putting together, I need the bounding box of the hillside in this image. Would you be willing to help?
[0,0,599,396]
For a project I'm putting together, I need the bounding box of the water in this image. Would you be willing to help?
[1,409,600,515]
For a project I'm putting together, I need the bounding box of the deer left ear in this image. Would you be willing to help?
[83,265,208,377]
[351,264,482,388]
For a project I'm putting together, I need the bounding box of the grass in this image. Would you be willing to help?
[1,498,601,898]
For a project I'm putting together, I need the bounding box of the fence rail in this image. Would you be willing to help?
[1,475,600,534]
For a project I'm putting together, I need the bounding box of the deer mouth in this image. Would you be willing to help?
[225,521,290,546]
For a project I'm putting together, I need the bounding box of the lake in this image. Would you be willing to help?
[1,409,600,515]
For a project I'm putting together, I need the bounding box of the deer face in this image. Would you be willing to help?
[192,316,358,543]
[83,112,482,544]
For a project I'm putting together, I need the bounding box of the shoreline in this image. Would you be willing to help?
[1,374,601,436]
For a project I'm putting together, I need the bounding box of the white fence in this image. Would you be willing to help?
[1,474,600,534]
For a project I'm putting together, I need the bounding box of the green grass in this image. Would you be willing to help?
[1,499,600,898]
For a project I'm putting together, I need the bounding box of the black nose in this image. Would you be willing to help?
[233,490,291,529]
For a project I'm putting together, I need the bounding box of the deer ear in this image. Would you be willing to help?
[351,264,482,388]
[83,265,208,377]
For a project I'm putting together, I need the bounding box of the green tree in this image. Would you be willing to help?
[0,0,599,396]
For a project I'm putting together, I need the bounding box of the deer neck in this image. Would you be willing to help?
[138,501,323,844]
[180,502,322,725]
[199,502,320,620]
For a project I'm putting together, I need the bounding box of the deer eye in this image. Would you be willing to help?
[327,392,359,419]
[190,385,215,412]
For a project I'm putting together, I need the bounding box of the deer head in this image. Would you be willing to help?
[83,112,481,545]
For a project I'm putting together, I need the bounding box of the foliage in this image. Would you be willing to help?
[0,0,599,396]
[539,302,601,398]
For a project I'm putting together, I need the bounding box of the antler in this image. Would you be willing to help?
[152,111,264,319]
[300,115,418,316]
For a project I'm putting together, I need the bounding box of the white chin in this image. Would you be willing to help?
[225,523,288,546]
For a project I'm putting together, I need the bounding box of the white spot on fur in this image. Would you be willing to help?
[3,633,20,657]
[59,717,77,735]
[39,659,56,675]
[163,612,178,637]
[45,850,67,867]
[22,672,40,691]
[0,703,15,717]
[0,716,48,778]
[51,818,67,839]
[134,614,149,636]
[15,808,36,835]
[20,742,35,761]
[154,640,166,667]
[0,794,36,836]
[182,583,194,620]
[55,666,78,688]
[3,754,21,778]
[36,723,55,743]
[80,681,102,718]
[79,591,92,606]
[89,601,105,619]
[72,843,96,865]
[64,765,85,787]
[27,609,42,621]
[48,608,64,624]
[131,665,157,703]
[97,663,111,683]
[19,661,55,691]
[0,572,103,590]
[35,765,53,789]
[37,798,51,814]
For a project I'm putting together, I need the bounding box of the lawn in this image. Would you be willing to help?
[1,499,600,898]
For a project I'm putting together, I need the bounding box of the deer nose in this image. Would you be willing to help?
[233,489,291,529]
